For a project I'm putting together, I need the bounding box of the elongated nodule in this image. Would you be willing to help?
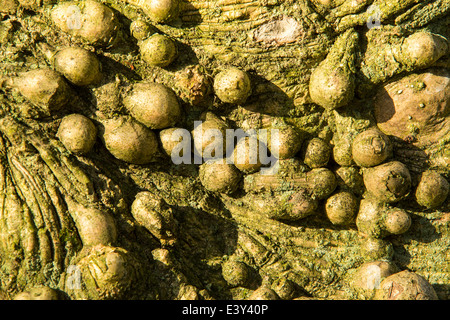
[309,29,358,110]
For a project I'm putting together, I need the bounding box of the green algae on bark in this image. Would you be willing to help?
[0,0,449,301]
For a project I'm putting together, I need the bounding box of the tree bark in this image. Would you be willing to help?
[0,0,448,300]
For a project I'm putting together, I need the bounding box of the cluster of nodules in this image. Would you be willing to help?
[338,128,448,234]
[308,27,448,111]
[238,124,448,228]
[3,1,225,165]
[4,0,448,300]
[10,3,273,177]
[50,0,181,68]
[340,129,447,300]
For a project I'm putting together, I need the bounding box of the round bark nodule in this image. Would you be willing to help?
[306,168,337,200]
[360,237,394,262]
[363,161,411,203]
[214,67,252,104]
[288,189,318,220]
[139,33,178,67]
[123,82,181,130]
[15,68,70,114]
[232,136,266,174]
[222,260,250,287]
[375,270,438,300]
[54,47,102,86]
[415,171,449,209]
[398,32,448,69]
[303,137,331,168]
[51,0,120,46]
[159,127,190,158]
[351,261,398,291]
[199,159,241,194]
[373,69,450,148]
[192,113,231,160]
[102,117,159,164]
[130,20,156,40]
[57,114,97,155]
[352,128,392,167]
[383,209,411,235]
[140,0,180,24]
[267,125,303,160]
[325,191,359,225]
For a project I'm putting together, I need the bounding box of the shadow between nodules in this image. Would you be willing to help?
[373,86,396,124]
[171,206,239,299]
[241,73,295,117]
[178,1,204,28]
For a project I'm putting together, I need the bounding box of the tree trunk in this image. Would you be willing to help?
[0,0,448,300]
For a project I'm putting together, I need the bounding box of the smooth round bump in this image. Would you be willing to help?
[286,189,318,220]
[360,237,394,262]
[308,62,354,110]
[139,33,177,67]
[140,0,180,24]
[268,189,318,221]
[325,191,359,225]
[352,128,392,167]
[57,114,97,154]
[373,69,450,148]
[175,65,212,106]
[50,0,120,46]
[131,191,175,245]
[130,20,156,41]
[271,278,297,300]
[351,261,398,292]
[222,260,250,287]
[54,47,102,86]
[356,198,387,238]
[65,197,117,247]
[332,137,354,166]
[374,270,438,300]
[101,117,159,164]
[232,136,266,174]
[415,171,449,209]
[308,29,358,110]
[199,159,241,194]
[267,125,303,160]
[69,245,141,299]
[123,82,181,130]
[399,32,448,69]
[213,67,252,104]
[363,161,411,203]
[383,209,411,235]
[15,68,70,114]
[14,287,62,300]
[192,113,230,159]
[303,137,331,168]
[159,127,190,158]
[306,168,337,200]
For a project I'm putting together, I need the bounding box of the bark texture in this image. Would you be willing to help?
[0,0,448,300]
